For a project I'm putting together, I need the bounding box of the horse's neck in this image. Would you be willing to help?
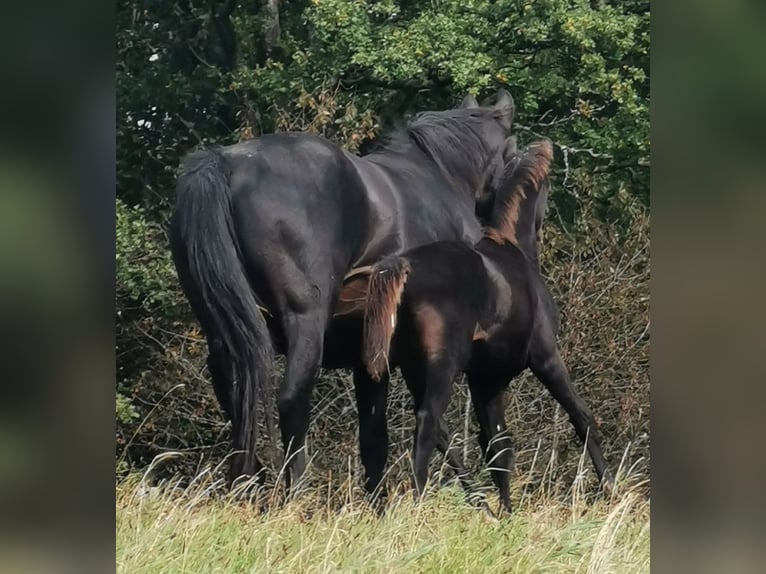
[407,140,491,202]
[347,158,483,267]
[362,145,482,235]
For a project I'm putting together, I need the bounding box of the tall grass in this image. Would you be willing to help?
[117,455,649,574]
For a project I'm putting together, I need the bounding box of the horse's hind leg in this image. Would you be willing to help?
[353,366,389,500]
[278,308,328,494]
[466,374,514,514]
[207,344,268,486]
[529,347,611,484]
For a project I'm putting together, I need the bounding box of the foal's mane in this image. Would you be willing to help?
[485,139,553,251]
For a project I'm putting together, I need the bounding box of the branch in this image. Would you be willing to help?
[528,105,607,129]
[593,159,650,173]
[176,114,205,146]
[188,44,217,70]
[515,123,612,159]
[262,0,281,57]
[206,0,238,70]
[339,69,453,92]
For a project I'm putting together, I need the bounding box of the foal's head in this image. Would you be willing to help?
[406,89,515,201]
[485,138,554,261]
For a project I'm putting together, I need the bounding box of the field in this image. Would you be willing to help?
[116,464,649,574]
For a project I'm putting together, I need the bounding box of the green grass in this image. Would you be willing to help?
[116,468,649,574]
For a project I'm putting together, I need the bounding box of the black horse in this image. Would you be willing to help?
[361,139,612,513]
[169,91,515,494]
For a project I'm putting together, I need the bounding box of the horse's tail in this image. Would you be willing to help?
[362,257,412,382]
[170,148,272,480]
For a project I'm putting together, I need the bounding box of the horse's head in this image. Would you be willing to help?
[485,138,554,261]
[407,89,515,202]
[458,88,515,143]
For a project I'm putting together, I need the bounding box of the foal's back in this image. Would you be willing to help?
[403,241,491,347]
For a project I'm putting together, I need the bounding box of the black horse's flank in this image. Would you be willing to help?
[362,139,612,513]
[169,91,515,493]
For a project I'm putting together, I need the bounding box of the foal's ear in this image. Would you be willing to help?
[460,94,479,109]
[502,136,519,162]
[494,89,515,130]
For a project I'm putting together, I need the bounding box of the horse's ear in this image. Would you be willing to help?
[494,89,515,129]
[495,89,514,109]
[460,94,479,109]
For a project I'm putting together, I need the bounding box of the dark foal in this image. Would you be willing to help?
[361,139,611,513]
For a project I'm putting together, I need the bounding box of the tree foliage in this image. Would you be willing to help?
[117,0,649,211]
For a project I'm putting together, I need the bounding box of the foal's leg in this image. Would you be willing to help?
[402,360,457,497]
[413,378,454,497]
[436,418,472,489]
[278,307,328,494]
[353,366,389,499]
[405,371,472,493]
[529,346,612,484]
[467,374,515,513]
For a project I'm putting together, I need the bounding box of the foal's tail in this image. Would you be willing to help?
[170,148,272,481]
[363,257,412,381]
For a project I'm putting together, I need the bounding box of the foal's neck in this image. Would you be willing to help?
[484,140,552,260]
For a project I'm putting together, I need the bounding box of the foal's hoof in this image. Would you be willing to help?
[479,504,500,523]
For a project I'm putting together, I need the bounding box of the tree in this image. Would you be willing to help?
[117,0,649,212]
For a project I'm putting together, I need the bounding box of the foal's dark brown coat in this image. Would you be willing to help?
[362,140,611,512]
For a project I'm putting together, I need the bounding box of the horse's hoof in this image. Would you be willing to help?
[601,470,616,494]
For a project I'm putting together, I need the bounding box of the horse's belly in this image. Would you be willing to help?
[322,314,364,369]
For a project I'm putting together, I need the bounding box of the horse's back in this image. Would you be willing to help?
[403,241,489,302]
[222,133,360,202]
[356,152,483,250]
[218,133,371,319]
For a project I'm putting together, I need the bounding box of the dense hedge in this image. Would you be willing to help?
[116,193,649,490]
[116,0,650,493]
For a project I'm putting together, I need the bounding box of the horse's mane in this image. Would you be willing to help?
[406,108,504,193]
[485,139,553,251]
[368,107,505,195]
